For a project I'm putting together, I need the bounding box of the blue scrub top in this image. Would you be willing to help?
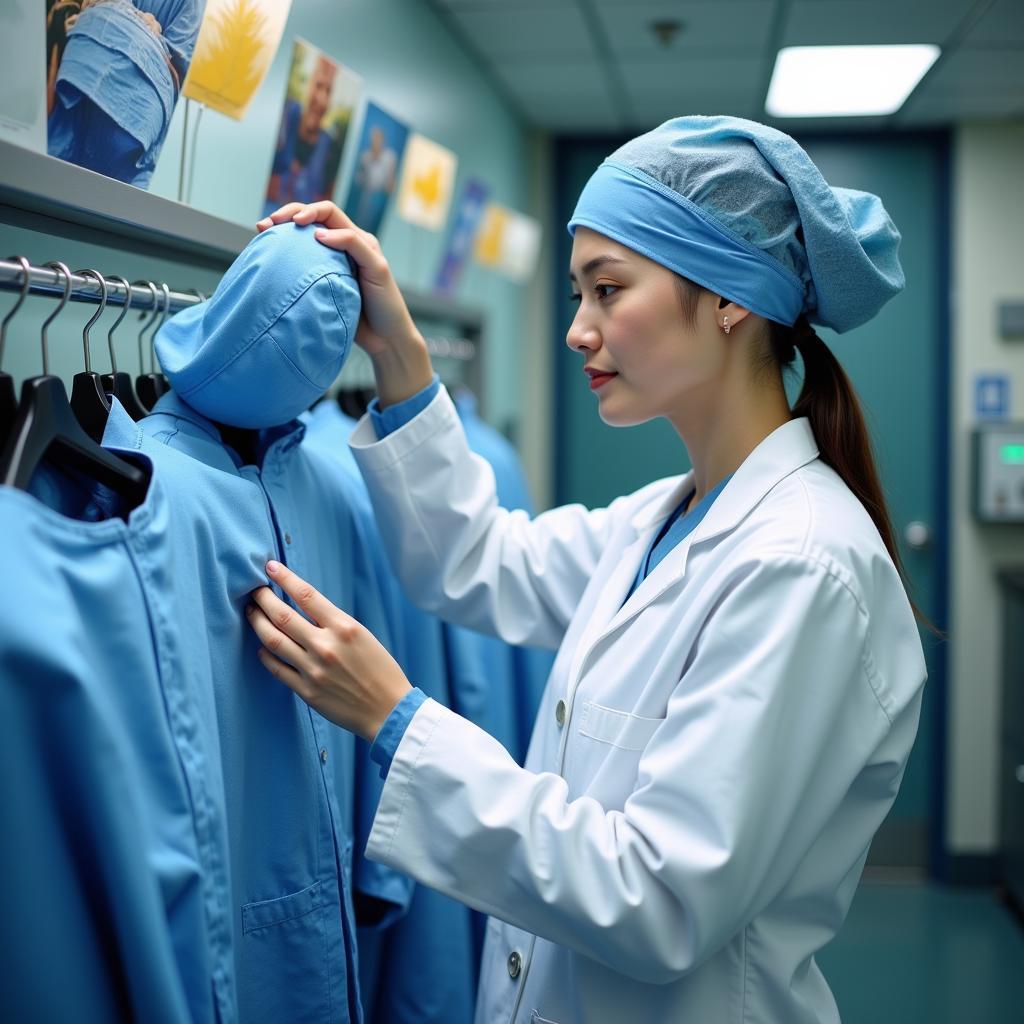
[0,464,228,1023]
[103,392,411,1023]
[304,400,479,1023]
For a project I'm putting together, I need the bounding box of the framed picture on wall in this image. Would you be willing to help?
[44,0,206,189]
[182,0,293,121]
[345,101,410,236]
[263,38,362,218]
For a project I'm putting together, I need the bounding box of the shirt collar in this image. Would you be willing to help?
[149,389,307,463]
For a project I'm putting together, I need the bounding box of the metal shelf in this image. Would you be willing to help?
[0,139,487,385]
[0,139,252,270]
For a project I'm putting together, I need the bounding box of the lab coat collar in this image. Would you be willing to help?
[592,417,820,645]
[628,417,819,537]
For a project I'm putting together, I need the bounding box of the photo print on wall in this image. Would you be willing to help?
[345,101,410,236]
[263,38,362,218]
[45,0,207,188]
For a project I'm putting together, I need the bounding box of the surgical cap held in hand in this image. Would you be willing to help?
[568,115,905,334]
[155,222,361,428]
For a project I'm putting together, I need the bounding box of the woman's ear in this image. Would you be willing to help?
[714,295,754,332]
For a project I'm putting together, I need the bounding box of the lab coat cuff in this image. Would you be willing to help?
[365,697,448,864]
[368,375,441,439]
[349,386,460,471]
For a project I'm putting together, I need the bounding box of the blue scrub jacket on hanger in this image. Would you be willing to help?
[0,464,231,1023]
[102,393,412,1023]
[305,401,478,1024]
[305,394,556,1022]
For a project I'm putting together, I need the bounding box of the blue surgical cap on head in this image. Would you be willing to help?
[155,222,361,428]
[568,115,905,334]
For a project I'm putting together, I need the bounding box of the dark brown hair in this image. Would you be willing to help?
[675,276,938,635]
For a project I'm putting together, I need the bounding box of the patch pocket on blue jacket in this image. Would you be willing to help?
[240,880,332,1022]
[242,879,323,934]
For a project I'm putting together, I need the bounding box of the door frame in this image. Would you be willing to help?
[551,128,953,880]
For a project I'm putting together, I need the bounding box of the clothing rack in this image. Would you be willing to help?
[0,256,478,363]
[0,257,204,313]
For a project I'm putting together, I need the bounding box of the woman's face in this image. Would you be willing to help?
[567,228,726,428]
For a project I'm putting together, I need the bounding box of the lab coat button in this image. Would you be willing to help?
[507,951,522,979]
[319,748,328,764]
[555,699,567,727]
[285,532,292,545]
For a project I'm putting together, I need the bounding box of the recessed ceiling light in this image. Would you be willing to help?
[765,45,941,117]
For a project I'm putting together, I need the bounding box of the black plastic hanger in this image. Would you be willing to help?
[100,274,149,422]
[0,256,31,446]
[69,268,111,443]
[135,281,171,410]
[336,386,377,419]
[0,261,148,505]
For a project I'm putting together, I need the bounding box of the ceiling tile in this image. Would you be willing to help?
[490,60,611,101]
[782,0,973,46]
[443,4,597,59]
[514,95,628,133]
[897,89,1024,125]
[594,2,777,56]
[618,53,765,98]
[961,0,1024,46]
[924,47,1024,96]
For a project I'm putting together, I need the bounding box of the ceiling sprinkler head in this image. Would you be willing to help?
[650,19,684,47]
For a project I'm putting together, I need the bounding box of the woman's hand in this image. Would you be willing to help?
[246,560,413,741]
[256,202,433,406]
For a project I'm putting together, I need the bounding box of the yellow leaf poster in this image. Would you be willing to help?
[396,133,457,231]
[474,203,541,282]
[474,202,508,268]
[183,0,292,120]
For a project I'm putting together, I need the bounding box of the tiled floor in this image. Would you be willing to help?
[818,883,1024,1022]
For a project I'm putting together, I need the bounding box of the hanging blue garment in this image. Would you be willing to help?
[304,400,477,1024]
[453,391,553,763]
[0,465,233,1023]
[102,393,409,1023]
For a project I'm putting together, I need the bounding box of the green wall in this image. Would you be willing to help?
[3,0,532,434]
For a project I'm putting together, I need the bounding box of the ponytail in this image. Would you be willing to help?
[671,273,937,635]
[773,316,939,636]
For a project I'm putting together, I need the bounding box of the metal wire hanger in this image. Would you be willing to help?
[100,274,149,422]
[69,268,112,443]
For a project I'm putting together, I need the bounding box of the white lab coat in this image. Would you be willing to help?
[350,389,926,1024]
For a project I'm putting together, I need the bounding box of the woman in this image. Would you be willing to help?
[246,116,927,1023]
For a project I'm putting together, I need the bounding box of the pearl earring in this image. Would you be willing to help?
[722,316,731,335]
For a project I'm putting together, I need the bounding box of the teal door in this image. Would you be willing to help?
[553,132,949,872]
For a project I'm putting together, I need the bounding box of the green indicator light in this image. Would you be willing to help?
[1001,444,1024,465]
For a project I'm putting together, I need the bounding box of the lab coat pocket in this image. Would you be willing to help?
[241,880,332,1022]
[577,701,663,751]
